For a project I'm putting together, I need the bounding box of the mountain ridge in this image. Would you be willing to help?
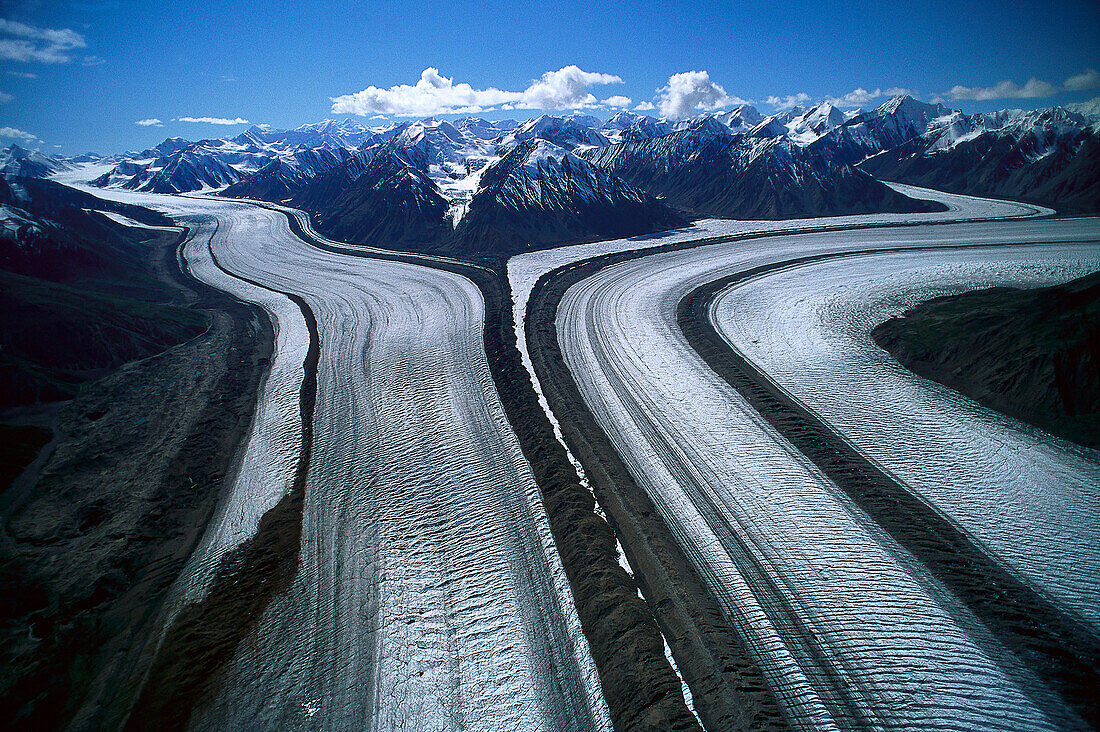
[10,94,1098,253]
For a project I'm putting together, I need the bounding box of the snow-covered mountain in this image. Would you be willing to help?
[222,146,352,201]
[284,133,683,255]
[613,115,678,143]
[59,94,1099,252]
[452,139,685,254]
[786,102,848,144]
[1065,96,1100,122]
[503,114,610,151]
[714,105,765,134]
[585,111,940,219]
[90,120,390,194]
[809,96,951,165]
[0,145,72,178]
[861,104,1100,212]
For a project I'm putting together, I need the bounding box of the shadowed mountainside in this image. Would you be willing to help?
[873,270,1100,449]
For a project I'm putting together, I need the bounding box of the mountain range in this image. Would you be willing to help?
[859,105,1100,212]
[7,95,1100,255]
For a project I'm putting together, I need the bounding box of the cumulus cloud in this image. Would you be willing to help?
[136,118,163,127]
[634,101,656,111]
[603,95,632,108]
[0,125,37,141]
[766,92,811,110]
[331,68,512,116]
[656,70,748,119]
[176,116,250,125]
[520,65,622,109]
[946,77,1058,101]
[1064,68,1100,92]
[331,66,623,117]
[826,86,914,108]
[0,19,86,64]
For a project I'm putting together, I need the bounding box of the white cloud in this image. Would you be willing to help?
[0,90,11,103]
[0,125,37,142]
[656,70,748,119]
[766,92,811,110]
[634,101,656,111]
[947,77,1058,101]
[0,19,86,64]
[603,95,632,108]
[1065,68,1100,92]
[136,118,163,127]
[943,69,1100,102]
[176,116,250,125]
[331,67,514,116]
[6,70,36,79]
[825,86,914,108]
[331,66,623,117]
[520,65,622,109]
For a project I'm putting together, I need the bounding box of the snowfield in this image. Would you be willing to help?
[552,217,1100,731]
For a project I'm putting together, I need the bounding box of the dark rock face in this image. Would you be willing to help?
[873,270,1100,449]
[0,177,206,408]
[587,121,943,220]
[448,140,687,255]
[222,147,348,202]
[861,125,1100,213]
[292,146,451,251]
[0,176,173,283]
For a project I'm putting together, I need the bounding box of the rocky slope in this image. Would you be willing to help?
[586,117,943,219]
[0,176,205,406]
[448,139,686,255]
[873,270,1100,448]
[861,107,1100,212]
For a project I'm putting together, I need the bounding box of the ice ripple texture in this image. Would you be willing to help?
[555,218,1100,730]
[75,190,610,732]
[710,243,1100,634]
[195,204,608,731]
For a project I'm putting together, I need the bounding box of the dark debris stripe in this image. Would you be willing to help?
[679,244,1100,730]
[125,217,320,732]
[262,203,703,732]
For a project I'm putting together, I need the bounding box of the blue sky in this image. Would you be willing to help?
[2,0,1099,154]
